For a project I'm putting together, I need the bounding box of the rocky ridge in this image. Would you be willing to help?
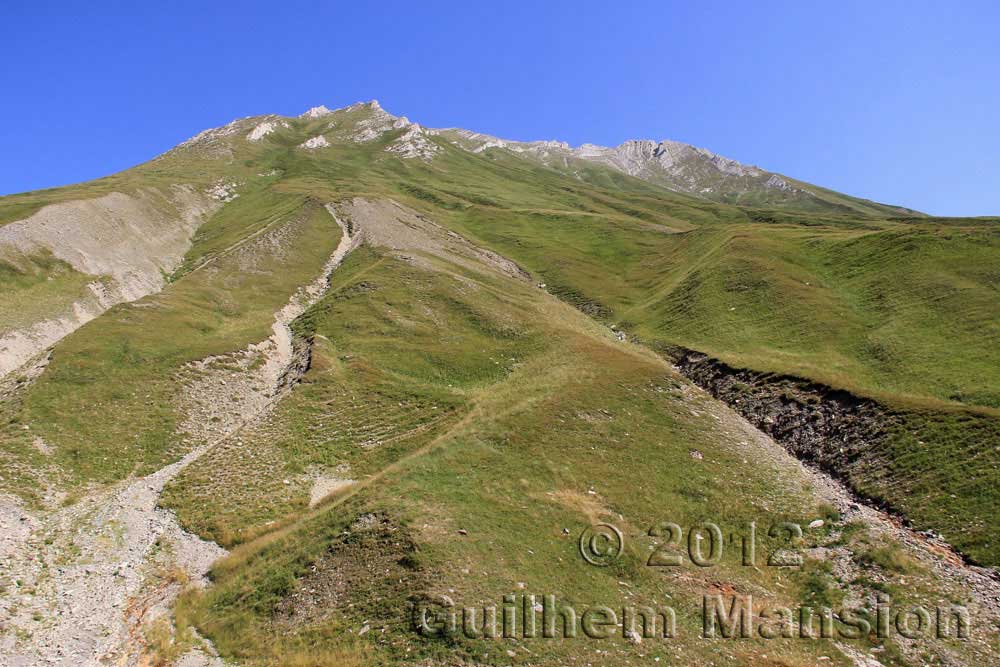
[165,100,817,188]
[440,128,801,197]
[161,98,917,214]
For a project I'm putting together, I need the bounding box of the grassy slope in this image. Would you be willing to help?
[168,244,869,666]
[0,193,341,500]
[361,147,999,564]
[0,250,99,333]
[385,150,998,408]
[5,108,995,555]
[172,236,989,667]
[0,108,997,665]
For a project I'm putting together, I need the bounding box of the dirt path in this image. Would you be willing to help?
[0,207,359,667]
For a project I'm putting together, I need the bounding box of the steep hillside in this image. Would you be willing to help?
[0,100,997,667]
[0,187,219,376]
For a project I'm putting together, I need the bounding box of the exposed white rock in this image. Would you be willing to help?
[472,138,510,153]
[385,123,440,160]
[301,105,332,118]
[206,181,241,202]
[300,135,330,150]
[247,119,288,142]
[174,119,249,157]
[529,140,571,152]
[351,102,401,142]
[765,173,797,191]
[575,143,610,158]
[575,140,654,175]
[179,121,241,147]
[345,99,383,113]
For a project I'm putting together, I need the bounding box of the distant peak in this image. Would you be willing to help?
[300,100,386,119]
[301,105,332,118]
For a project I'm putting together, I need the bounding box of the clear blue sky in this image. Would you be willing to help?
[2,1,998,216]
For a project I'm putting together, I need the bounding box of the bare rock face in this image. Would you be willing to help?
[765,173,796,191]
[385,123,440,160]
[350,101,405,142]
[576,140,659,176]
[301,105,332,118]
[247,119,289,142]
[673,350,894,491]
[570,139,765,183]
[300,135,331,150]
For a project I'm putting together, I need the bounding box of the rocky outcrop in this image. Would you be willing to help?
[178,119,246,148]
[349,102,409,142]
[301,105,332,118]
[206,180,241,202]
[385,123,440,160]
[300,135,330,150]
[247,119,288,142]
[437,128,812,202]
[673,349,895,486]
[765,173,795,191]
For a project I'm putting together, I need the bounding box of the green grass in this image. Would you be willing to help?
[173,250,866,666]
[2,102,999,665]
[172,233,991,665]
[869,409,1000,564]
[0,195,341,494]
[0,250,99,332]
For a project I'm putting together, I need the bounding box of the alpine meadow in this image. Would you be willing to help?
[0,99,998,667]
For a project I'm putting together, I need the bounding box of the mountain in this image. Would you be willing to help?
[170,99,920,215]
[1,100,998,667]
[437,127,922,216]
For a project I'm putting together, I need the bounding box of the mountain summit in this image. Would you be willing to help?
[174,100,920,216]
